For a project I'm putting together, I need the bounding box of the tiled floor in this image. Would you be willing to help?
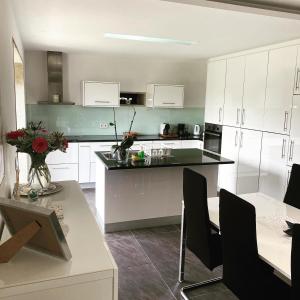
[83,188,238,300]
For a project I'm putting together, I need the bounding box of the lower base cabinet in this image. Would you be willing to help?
[48,164,79,182]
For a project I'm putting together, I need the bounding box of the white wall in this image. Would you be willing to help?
[0,0,24,196]
[25,51,207,108]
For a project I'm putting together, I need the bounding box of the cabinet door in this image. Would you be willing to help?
[181,140,203,149]
[242,51,268,130]
[153,85,184,108]
[46,143,78,164]
[204,60,226,125]
[83,82,120,107]
[79,143,91,183]
[48,164,78,181]
[237,129,262,194]
[264,46,297,134]
[288,95,300,166]
[259,132,289,200]
[223,56,245,127]
[218,126,240,193]
[153,141,182,149]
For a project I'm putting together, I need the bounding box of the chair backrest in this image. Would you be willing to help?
[284,164,300,209]
[183,168,214,270]
[219,189,260,299]
[292,224,300,300]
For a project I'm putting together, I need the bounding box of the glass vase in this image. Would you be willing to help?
[115,148,129,164]
[28,154,51,191]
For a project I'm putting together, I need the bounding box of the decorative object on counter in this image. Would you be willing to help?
[110,107,136,164]
[123,131,138,138]
[6,122,68,193]
[19,182,64,197]
[12,157,20,201]
[0,198,71,263]
[27,189,39,202]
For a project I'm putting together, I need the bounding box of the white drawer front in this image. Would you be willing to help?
[49,164,78,182]
[153,141,182,149]
[46,143,78,164]
[181,140,203,149]
[130,141,153,151]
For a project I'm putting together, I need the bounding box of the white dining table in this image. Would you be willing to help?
[207,192,300,283]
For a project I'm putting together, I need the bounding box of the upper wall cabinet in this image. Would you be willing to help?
[264,46,298,134]
[146,84,184,108]
[204,60,226,125]
[82,81,120,107]
[242,51,269,130]
[223,56,245,127]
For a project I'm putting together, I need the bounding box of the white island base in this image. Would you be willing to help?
[96,159,218,233]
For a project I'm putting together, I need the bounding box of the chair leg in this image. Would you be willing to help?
[180,277,223,300]
[179,200,187,283]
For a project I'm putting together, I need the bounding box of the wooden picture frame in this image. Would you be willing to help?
[0,198,71,262]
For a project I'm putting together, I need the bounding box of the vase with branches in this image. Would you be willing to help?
[109,107,136,163]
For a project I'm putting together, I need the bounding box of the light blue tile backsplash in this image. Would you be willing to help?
[26,104,204,135]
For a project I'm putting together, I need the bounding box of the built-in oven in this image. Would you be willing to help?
[203,123,222,154]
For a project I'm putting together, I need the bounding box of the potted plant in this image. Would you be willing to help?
[110,107,136,164]
[6,122,68,191]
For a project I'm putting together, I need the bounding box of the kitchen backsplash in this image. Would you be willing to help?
[26,104,204,135]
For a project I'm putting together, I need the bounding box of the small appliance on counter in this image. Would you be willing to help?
[177,123,190,138]
[193,124,202,137]
[160,123,170,136]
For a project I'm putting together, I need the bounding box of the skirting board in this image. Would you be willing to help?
[105,215,181,233]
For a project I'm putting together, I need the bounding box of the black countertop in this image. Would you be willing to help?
[95,148,233,170]
[66,134,203,143]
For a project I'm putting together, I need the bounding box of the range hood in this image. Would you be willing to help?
[38,51,74,105]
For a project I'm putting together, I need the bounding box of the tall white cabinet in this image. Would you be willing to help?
[263,46,298,134]
[219,126,262,194]
[259,132,289,200]
[204,60,226,124]
[223,56,245,127]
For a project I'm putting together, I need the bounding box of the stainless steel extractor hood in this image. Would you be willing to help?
[38,51,74,105]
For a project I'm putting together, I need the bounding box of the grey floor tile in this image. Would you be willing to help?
[106,235,150,270]
[119,263,176,300]
[189,289,238,300]
[105,230,134,242]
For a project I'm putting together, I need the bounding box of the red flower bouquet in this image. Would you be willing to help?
[6,122,68,191]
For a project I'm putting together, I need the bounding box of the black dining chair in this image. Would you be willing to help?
[291,223,300,300]
[219,189,290,300]
[284,164,300,209]
[179,168,222,299]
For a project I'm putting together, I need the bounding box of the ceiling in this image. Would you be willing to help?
[12,0,300,59]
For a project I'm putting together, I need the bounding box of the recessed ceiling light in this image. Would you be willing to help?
[104,33,198,46]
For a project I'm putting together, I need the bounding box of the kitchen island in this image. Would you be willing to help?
[95,148,233,232]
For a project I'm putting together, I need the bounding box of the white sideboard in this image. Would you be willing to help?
[0,181,118,300]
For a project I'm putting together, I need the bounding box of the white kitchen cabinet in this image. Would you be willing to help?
[288,95,300,166]
[218,126,240,193]
[181,140,203,149]
[82,81,120,107]
[259,132,289,200]
[130,141,153,151]
[264,46,297,134]
[46,143,78,165]
[204,60,227,125]
[242,51,269,130]
[90,142,115,163]
[48,164,78,181]
[237,129,262,194]
[223,56,245,127]
[146,84,184,108]
[79,143,91,183]
[153,140,182,149]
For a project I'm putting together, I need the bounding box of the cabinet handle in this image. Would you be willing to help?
[287,170,291,187]
[289,140,295,161]
[52,167,70,170]
[240,131,244,148]
[281,139,286,158]
[283,111,289,132]
[80,146,90,148]
[236,108,240,125]
[296,68,300,90]
[218,107,222,123]
[235,130,238,147]
[162,102,175,105]
[241,108,246,126]
[95,100,110,103]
